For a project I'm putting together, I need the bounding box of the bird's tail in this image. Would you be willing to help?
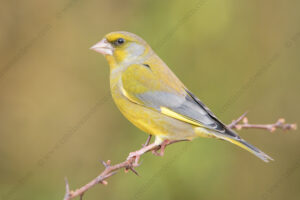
[220,135,274,162]
[195,127,273,162]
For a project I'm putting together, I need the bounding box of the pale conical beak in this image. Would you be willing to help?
[90,39,113,55]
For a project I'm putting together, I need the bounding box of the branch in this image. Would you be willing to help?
[63,113,296,200]
[64,159,136,200]
[228,112,297,132]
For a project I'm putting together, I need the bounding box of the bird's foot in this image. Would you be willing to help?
[127,142,158,166]
[127,151,141,167]
[151,139,190,156]
[152,139,170,157]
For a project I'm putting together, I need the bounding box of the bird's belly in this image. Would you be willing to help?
[112,91,196,141]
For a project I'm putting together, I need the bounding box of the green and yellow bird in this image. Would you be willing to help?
[90,31,273,162]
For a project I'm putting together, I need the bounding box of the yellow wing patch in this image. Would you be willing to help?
[160,106,202,127]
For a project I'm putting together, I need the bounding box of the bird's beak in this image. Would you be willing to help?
[90,38,113,55]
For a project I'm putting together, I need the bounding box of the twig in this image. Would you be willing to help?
[63,113,296,200]
[228,111,248,128]
[228,114,297,132]
[64,160,131,200]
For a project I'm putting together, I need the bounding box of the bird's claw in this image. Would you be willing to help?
[127,151,141,167]
[151,139,170,157]
[151,148,164,156]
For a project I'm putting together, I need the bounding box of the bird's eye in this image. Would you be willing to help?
[115,38,125,46]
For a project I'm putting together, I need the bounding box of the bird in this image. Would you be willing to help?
[90,31,273,163]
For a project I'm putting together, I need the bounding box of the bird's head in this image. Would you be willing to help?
[90,31,151,66]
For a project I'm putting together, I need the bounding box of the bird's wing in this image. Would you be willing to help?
[121,63,239,138]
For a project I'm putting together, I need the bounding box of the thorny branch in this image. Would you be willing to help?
[63,113,296,200]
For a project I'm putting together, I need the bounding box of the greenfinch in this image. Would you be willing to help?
[91,31,273,162]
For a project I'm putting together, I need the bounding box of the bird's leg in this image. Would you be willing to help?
[152,139,190,156]
[127,142,158,166]
[143,135,152,147]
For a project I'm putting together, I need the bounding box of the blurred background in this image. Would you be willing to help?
[0,0,299,199]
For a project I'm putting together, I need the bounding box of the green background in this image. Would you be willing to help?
[0,0,299,199]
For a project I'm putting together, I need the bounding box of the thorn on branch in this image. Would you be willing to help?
[228,111,248,128]
[100,160,111,168]
[129,166,139,176]
[79,193,84,200]
[64,177,71,200]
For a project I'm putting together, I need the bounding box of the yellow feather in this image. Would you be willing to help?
[160,107,200,127]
